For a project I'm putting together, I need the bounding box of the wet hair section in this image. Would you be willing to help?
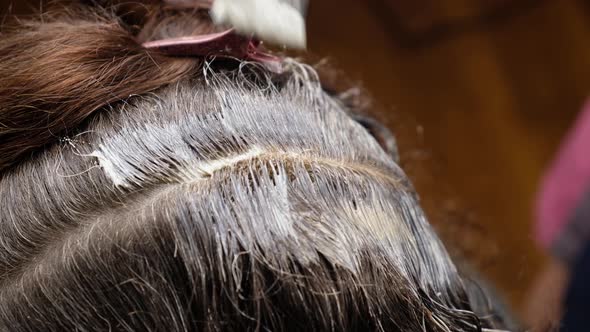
[0,63,499,331]
[0,2,513,331]
[88,64,397,189]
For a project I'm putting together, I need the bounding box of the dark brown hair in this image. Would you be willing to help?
[0,2,514,331]
[0,2,201,172]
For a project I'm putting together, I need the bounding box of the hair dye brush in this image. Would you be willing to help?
[210,0,308,49]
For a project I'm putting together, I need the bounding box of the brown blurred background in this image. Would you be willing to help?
[3,0,589,318]
[307,0,590,316]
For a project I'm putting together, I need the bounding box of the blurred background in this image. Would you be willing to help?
[2,0,589,322]
[306,0,590,317]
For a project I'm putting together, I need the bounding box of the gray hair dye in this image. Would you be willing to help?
[0,60,513,331]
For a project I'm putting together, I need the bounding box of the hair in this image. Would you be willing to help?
[0,1,514,331]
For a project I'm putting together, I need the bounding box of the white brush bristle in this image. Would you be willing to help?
[211,0,307,49]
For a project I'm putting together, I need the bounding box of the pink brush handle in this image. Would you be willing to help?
[143,29,283,73]
[163,0,213,9]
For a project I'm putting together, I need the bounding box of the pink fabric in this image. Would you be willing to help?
[536,101,590,248]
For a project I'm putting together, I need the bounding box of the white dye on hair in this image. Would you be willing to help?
[0,60,515,331]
